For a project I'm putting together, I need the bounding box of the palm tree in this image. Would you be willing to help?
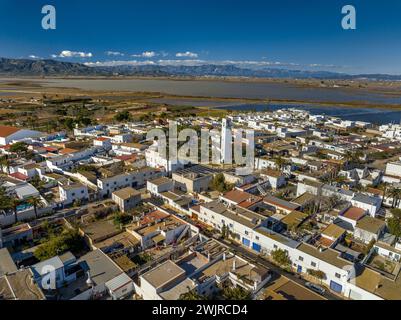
[9,198,22,225]
[0,155,11,174]
[382,182,389,205]
[26,196,44,219]
[274,156,286,171]
[388,187,401,208]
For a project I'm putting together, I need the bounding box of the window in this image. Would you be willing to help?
[255,236,259,241]
[311,262,316,267]
[273,244,278,249]
[335,273,341,279]
[229,223,233,228]
[299,256,304,262]
[245,231,249,235]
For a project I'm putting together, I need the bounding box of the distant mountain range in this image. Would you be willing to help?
[1,57,401,80]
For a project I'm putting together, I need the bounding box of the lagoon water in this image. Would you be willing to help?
[20,78,401,105]
[1,78,401,124]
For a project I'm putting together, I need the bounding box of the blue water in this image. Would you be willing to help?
[221,103,401,125]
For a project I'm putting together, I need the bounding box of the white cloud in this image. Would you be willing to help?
[53,50,93,58]
[176,51,198,58]
[28,55,41,59]
[131,51,157,58]
[105,51,124,56]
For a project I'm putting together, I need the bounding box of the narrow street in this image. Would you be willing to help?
[222,239,343,301]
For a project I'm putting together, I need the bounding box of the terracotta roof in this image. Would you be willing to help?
[95,137,110,142]
[238,195,262,208]
[222,189,253,204]
[0,125,20,138]
[139,210,170,226]
[9,172,28,181]
[342,206,366,221]
[59,148,79,154]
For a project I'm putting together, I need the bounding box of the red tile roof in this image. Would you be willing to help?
[0,126,20,138]
[9,172,29,181]
[95,137,110,142]
[342,206,366,221]
[222,189,253,204]
[139,210,169,226]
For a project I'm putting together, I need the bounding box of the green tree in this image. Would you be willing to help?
[209,173,233,193]
[9,142,28,156]
[271,249,292,267]
[307,269,326,284]
[388,187,401,208]
[34,229,85,261]
[388,209,401,237]
[26,196,44,219]
[274,156,286,170]
[179,288,206,300]
[9,197,22,225]
[221,286,252,300]
[114,111,132,122]
[113,212,132,226]
[0,155,11,174]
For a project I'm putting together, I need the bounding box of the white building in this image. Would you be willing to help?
[385,161,401,178]
[221,118,232,164]
[0,125,43,146]
[59,183,89,205]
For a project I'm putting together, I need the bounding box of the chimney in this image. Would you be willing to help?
[223,253,226,261]
[86,271,93,287]
[207,252,211,261]
[232,259,236,272]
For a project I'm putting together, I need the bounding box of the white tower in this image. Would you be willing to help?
[221,118,232,164]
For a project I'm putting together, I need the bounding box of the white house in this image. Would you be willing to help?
[59,183,89,205]
[0,125,42,146]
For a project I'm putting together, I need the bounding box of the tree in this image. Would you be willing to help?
[114,111,132,122]
[388,209,401,237]
[388,187,401,208]
[9,142,28,156]
[26,196,44,219]
[113,212,132,226]
[307,269,326,284]
[0,155,11,174]
[34,229,85,261]
[221,286,252,300]
[209,173,233,193]
[179,288,206,300]
[274,157,286,171]
[9,198,22,224]
[271,249,292,267]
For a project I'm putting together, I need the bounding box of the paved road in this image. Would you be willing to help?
[223,239,342,301]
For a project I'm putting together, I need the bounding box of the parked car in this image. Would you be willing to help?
[305,282,326,295]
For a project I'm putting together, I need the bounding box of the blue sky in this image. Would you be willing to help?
[1,0,401,74]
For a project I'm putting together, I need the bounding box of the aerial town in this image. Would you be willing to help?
[0,99,401,301]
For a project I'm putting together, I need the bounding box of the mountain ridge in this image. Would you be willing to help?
[1,57,401,80]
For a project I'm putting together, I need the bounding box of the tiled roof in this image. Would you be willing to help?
[0,125,20,138]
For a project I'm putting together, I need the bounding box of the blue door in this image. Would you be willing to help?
[242,237,250,247]
[330,281,343,293]
[297,265,302,273]
[252,243,261,252]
